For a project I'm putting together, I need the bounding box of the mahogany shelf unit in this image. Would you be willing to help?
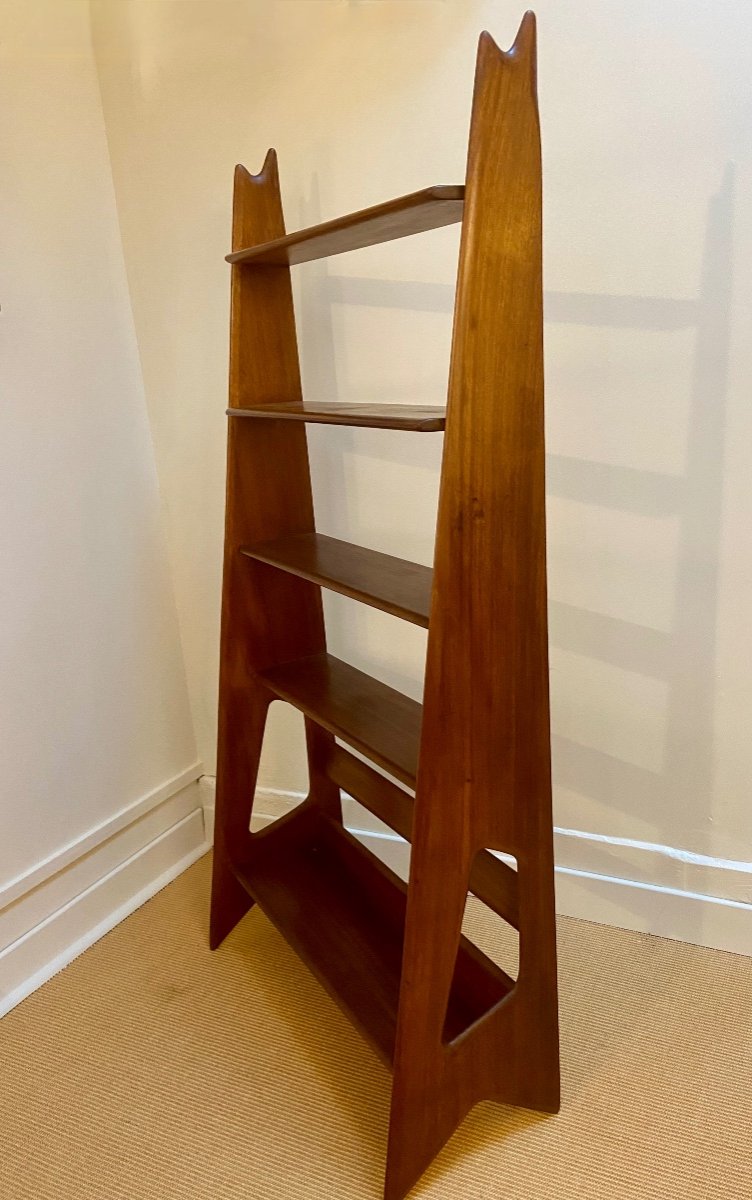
[210,13,560,1199]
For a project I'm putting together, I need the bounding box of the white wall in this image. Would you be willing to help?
[91,0,752,949]
[0,0,203,1009]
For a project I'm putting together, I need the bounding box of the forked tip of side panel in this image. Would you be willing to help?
[515,10,537,53]
[234,148,278,187]
[478,10,536,62]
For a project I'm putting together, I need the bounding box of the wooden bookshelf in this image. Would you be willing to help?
[210,13,559,1199]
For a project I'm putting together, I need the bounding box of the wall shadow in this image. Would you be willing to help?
[548,164,733,941]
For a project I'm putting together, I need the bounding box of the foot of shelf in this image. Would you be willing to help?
[384,1095,469,1200]
[209,849,254,950]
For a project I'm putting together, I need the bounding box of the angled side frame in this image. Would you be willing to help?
[210,153,339,950]
[386,15,559,1197]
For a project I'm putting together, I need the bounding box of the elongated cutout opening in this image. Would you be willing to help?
[250,700,310,832]
[442,849,519,1045]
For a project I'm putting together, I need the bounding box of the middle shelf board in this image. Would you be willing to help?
[227,401,446,432]
[226,184,465,267]
[241,532,432,628]
[259,652,421,789]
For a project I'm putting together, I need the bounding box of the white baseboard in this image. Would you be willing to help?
[198,775,216,844]
[0,770,209,1018]
[200,779,752,957]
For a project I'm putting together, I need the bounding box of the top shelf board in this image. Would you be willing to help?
[227,401,445,432]
[226,185,465,266]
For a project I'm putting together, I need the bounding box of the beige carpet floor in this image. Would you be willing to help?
[1,852,750,1199]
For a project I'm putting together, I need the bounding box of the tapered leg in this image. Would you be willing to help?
[210,682,271,949]
[385,837,474,1200]
[209,851,253,952]
[385,847,560,1200]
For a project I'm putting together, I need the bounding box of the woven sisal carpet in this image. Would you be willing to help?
[1,853,750,1199]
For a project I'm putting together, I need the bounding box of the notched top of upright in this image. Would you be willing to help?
[226,185,464,267]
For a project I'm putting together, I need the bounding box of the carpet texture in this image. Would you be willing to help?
[1,853,750,1199]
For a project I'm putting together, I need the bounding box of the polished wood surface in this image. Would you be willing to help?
[326,744,520,930]
[259,652,421,789]
[325,744,415,841]
[209,151,341,952]
[211,17,559,1200]
[241,533,432,627]
[227,401,446,431]
[386,16,560,1199]
[235,807,512,1066]
[226,185,464,266]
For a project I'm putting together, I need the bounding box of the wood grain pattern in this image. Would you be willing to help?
[241,532,432,627]
[326,744,520,930]
[209,152,340,951]
[386,15,560,1199]
[259,652,421,789]
[226,185,464,266]
[325,744,415,840]
[234,808,512,1066]
[227,401,446,431]
[211,17,559,1200]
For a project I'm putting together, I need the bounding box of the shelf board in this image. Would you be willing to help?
[226,185,464,266]
[241,533,432,628]
[326,744,414,842]
[235,809,513,1065]
[326,745,521,930]
[227,401,446,432]
[258,652,421,788]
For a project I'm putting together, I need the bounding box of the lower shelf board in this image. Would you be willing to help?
[233,809,513,1066]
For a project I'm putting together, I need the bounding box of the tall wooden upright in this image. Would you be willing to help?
[211,13,559,1199]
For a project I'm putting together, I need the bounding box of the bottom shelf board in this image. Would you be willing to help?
[234,809,512,1065]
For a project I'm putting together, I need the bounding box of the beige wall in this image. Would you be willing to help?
[0,0,197,889]
[91,1,752,907]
